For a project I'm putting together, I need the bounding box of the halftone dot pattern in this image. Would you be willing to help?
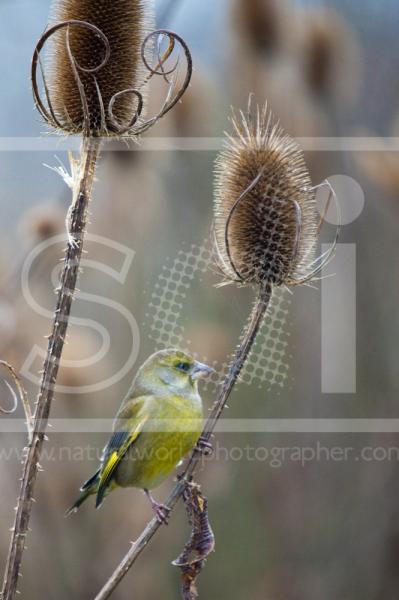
[145,242,212,348]
[144,241,292,392]
[239,287,291,389]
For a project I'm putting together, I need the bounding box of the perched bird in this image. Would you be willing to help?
[66,349,214,522]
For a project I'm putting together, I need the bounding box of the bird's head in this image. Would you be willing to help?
[135,349,215,394]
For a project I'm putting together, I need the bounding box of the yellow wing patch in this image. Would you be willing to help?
[96,416,148,508]
[100,451,119,488]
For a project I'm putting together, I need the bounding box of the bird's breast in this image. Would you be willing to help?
[114,394,203,490]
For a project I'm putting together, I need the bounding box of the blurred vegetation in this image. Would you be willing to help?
[0,0,399,599]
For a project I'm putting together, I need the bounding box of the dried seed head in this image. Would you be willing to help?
[46,0,152,134]
[214,100,317,288]
[302,8,361,105]
[305,16,334,96]
[232,0,282,54]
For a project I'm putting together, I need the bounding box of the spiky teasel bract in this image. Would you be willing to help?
[45,0,152,134]
[214,99,318,288]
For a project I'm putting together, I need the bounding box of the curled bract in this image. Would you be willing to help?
[32,3,192,137]
[0,361,33,441]
[214,97,340,289]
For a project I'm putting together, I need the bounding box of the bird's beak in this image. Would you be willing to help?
[191,361,215,380]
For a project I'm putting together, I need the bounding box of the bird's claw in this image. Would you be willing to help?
[153,502,171,525]
[196,435,213,456]
[144,489,171,525]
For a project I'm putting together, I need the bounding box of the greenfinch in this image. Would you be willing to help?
[66,349,214,522]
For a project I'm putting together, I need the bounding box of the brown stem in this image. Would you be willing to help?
[1,137,100,600]
[94,282,272,600]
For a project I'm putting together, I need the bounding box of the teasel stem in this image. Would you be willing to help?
[94,282,272,600]
[195,283,271,444]
[1,137,100,600]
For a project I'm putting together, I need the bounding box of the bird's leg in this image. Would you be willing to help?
[196,435,213,456]
[144,489,171,525]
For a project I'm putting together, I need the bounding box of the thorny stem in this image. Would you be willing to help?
[1,137,100,600]
[94,282,272,600]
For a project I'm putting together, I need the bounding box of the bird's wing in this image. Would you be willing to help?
[96,398,149,508]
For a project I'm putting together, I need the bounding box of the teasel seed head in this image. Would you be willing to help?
[44,0,151,134]
[232,0,282,54]
[304,15,334,97]
[32,1,192,137]
[302,8,361,105]
[214,98,318,288]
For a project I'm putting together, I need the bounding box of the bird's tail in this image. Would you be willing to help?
[65,469,100,517]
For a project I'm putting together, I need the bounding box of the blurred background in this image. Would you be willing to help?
[0,0,399,599]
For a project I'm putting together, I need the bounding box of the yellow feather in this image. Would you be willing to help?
[100,452,119,488]
[96,417,147,507]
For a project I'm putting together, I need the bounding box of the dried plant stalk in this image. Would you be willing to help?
[93,99,338,600]
[1,138,99,600]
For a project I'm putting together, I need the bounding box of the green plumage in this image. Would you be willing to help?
[66,349,213,516]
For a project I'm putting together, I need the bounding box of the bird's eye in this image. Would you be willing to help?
[176,361,190,372]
